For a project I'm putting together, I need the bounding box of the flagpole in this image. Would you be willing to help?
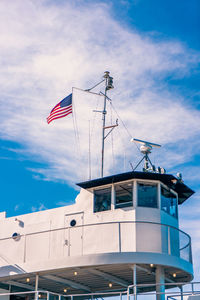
[101,72,108,178]
[101,71,114,177]
[78,71,113,178]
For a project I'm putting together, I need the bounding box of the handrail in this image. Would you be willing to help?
[0,290,127,298]
[0,283,200,298]
[0,221,191,240]
[0,221,192,264]
[127,282,200,297]
[179,241,191,251]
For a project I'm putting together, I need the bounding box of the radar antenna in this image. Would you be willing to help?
[131,138,162,172]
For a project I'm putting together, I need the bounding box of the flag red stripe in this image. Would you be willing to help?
[47,111,72,124]
[50,105,71,114]
[51,105,63,113]
[47,110,72,124]
[50,103,60,113]
[47,107,72,121]
[47,106,72,122]
[47,93,72,124]
[48,106,71,118]
[47,113,72,124]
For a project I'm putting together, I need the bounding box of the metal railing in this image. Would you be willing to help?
[0,282,200,300]
[127,282,200,300]
[0,221,192,265]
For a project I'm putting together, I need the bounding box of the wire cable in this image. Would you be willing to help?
[72,89,82,173]
[109,102,115,172]
[110,102,141,154]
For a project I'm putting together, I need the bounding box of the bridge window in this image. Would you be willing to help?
[94,187,111,212]
[137,183,158,208]
[115,183,133,208]
[161,186,178,218]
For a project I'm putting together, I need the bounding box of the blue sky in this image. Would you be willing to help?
[0,0,200,278]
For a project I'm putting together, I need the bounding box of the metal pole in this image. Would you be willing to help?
[156,266,165,300]
[191,282,194,294]
[88,120,91,180]
[168,226,171,255]
[118,222,121,253]
[180,285,183,300]
[127,286,130,300]
[133,264,137,300]
[101,72,109,178]
[23,234,27,263]
[35,274,39,300]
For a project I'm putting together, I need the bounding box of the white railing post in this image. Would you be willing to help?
[156,266,165,300]
[35,291,39,300]
[180,285,183,300]
[127,286,130,300]
[168,226,171,255]
[23,234,27,263]
[133,264,137,300]
[192,282,194,294]
[119,222,121,252]
[35,274,39,300]
[68,227,70,256]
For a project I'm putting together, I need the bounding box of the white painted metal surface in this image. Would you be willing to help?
[0,177,194,297]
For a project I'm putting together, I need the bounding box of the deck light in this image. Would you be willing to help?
[26,277,30,283]
[150,264,154,268]
[173,273,177,278]
[63,289,67,293]
[171,179,178,185]
[109,283,112,288]
[74,271,78,276]
[38,295,41,298]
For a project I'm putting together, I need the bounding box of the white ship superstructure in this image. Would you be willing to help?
[0,169,195,300]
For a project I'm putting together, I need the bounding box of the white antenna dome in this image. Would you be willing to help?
[140,144,152,154]
[130,138,162,172]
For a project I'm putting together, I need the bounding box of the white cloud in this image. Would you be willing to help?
[31,203,47,212]
[0,0,200,283]
[0,0,199,185]
[14,205,19,212]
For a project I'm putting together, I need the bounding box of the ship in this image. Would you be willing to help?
[0,72,198,300]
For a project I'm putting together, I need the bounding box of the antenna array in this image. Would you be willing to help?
[131,138,165,174]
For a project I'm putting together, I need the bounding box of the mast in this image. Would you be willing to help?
[101,71,114,177]
[87,71,114,178]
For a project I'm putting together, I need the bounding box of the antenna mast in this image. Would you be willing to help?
[101,71,114,177]
[88,71,115,178]
[131,138,163,173]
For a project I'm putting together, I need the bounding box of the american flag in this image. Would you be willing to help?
[47,93,72,124]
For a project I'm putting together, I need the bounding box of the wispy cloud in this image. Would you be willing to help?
[31,203,47,212]
[14,204,19,212]
[0,0,199,184]
[0,0,200,280]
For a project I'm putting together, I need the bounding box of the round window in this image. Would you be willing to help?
[70,219,76,227]
[12,232,21,241]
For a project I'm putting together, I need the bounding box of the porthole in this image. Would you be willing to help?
[70,219,76,227]
[12,232,21,241]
